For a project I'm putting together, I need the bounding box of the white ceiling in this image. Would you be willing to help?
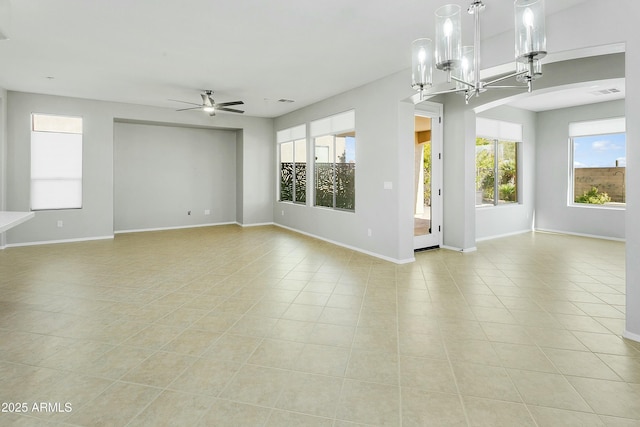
[0,0,597,118]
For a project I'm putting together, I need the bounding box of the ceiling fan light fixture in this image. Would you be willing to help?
[203,106,215,113]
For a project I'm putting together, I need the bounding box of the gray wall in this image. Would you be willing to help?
[5,91,273,245]
[476,105,537,241]
[273,71,417,263]
[0,87,7,247]
[114,122,237,231]
[536,100,625,239]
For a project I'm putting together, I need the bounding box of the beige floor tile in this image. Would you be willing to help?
[526,327,589,351]
[66,381,161,427]
[275,371,343,417]
[346,349,399,385]
[128,390,214,427]
[573,331,640,356]
[508,368,592,412]
[168,358,241,396]
[401,388,466,427]
[267,411,333,426]
[161,329,222,356]
[219,364,290,406]
[1,226,636,426]
[123,324,185,350]
[121,351,194,388]
[336,379,400,426]
[480,322,532,344]
[201,333,262,363]
[568,376,640,419]
[463,396,536,427]
[0,364,66,402]
[294,343,350,376]
[452,361,522,402]
[352,327,398,353]
[528,405,605,427]
[400,355,457,393]
[493,342,558,373]
[318,306,360,326]
[197,399,271,426]
[600,415,640,426]
[247,338,305,369]
[597,353,640,383]
[307,323,355,347]
[543,347,621,380]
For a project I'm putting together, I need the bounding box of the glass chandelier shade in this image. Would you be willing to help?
[454,46,474,90]
[435,4,462,71]
[412,38,433,91]
[411,0,547,102]
[514,0,547,61]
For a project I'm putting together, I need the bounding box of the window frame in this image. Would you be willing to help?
[30,113,84,211]
[568,117,626,209]
[475,118,522,208]
[277,124,307,205]
[310,110,356,212]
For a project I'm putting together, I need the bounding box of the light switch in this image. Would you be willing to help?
[383,181,393,190]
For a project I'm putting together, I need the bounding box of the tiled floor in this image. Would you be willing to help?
[1,225,639,426]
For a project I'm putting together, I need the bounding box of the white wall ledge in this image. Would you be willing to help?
[0,211,35,234]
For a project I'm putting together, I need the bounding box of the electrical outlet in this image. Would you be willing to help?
[281,210,284,216]
[367,228,372,237]
[204,209,210,215]
[57,220,63,228]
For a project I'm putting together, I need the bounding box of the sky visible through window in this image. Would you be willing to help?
[574,133,626,168]
[344,136,356,163]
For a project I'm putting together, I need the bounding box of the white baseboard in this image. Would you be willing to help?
[237,222,275,228]
[6,235,114,248]
[623,329,640,343]
[114,222,237,234]
[441,245,477,253]
[535,228,625,242]
[476,228,533,242]
[274,223,415,265]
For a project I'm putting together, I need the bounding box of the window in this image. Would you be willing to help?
[31,114,83,210]
[475,118,521,206]
[311,111,356,211]
[277,124,306,203]
[570,117,626,207]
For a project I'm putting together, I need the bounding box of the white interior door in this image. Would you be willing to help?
[414,102,443,250]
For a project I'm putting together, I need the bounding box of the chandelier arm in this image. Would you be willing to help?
[479,85,530,90]
[450,74,476,89]
[483,70,529,87]
[422,87,467,98]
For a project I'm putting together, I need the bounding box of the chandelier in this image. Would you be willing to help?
[412,0,547,103]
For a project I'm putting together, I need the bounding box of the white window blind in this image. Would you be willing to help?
[31,114,83,210]
[476,117,522,141]
[310,110,355,137]
[277,124,306,143]
[569,117,626,137]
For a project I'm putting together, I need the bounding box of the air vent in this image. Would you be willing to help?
[590,88,621,96]
[278,99,295,103]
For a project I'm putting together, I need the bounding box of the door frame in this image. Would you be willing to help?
[414,101,443,250]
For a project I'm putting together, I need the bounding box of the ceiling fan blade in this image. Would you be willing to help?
[217,107,244,114]
[215,101,244,107]
[169,99,202,106]
[176,107,201,111]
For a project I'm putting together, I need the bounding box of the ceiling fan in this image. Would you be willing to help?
[170,90,244,116]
